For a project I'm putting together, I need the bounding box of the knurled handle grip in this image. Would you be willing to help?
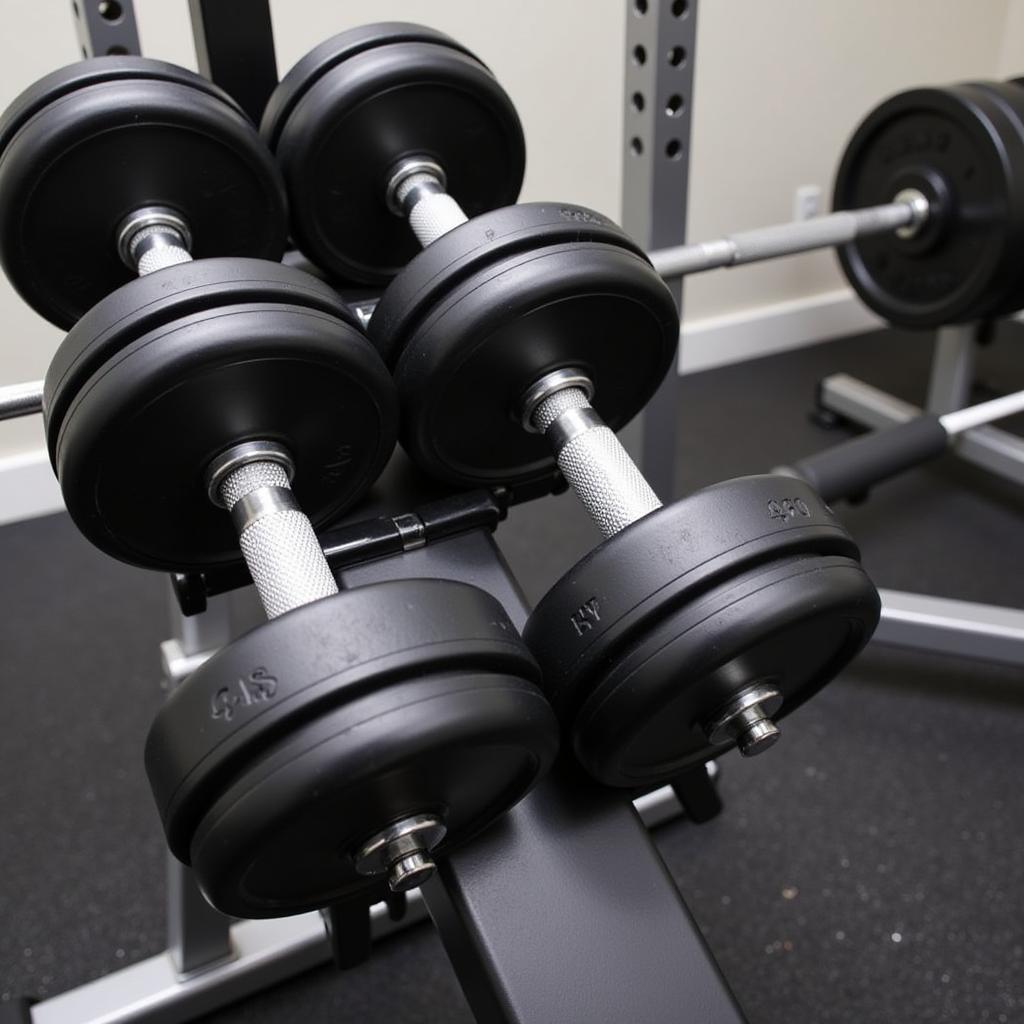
[219,461,338,618]
[533,386,662,538]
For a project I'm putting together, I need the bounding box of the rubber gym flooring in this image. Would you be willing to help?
[2,323,1022,1023]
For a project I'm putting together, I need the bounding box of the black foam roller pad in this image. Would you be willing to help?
[784,415,949,504]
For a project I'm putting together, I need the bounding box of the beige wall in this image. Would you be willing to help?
[999,0,1024,73]
[0,0,1017,460]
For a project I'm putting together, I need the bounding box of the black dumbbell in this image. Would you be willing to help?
[261,22,525,284]
[0,58,395,571]
[263,23,678,500]
[263,24,880,787]
[136,433,557,915]
[133,432,558,914]
[0,57,286,328]
[522,475,879,786]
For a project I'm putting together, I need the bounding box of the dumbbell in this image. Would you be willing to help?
[264,23,880,788]
[0,57,395,570]
[263,23,679,498]
[144,469,559,913]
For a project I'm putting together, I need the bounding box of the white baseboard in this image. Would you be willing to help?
[0,287,877,527]
[0,448,64,527]
[678,286,882,374]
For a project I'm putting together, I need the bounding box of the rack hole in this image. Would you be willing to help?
[630,137,644,156]
[632,92,645,112]
[671,0,688,16]
[665,139,682,160]
[634,0,648,13]
[666,94,684,117]
[633,45,647,66]
[106,44,129,54]
[98,0,123,21]
[668,45,686,67]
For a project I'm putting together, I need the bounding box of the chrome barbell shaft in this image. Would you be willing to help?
[649,192,929,279]
[0,380,43,420]
[939,388,1024,436]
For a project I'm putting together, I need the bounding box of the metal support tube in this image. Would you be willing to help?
[877,589,1024,667]
[72,0,141,58]
[649,192,928,278]
[188,0,279,126]
[939,389,1024,435]
[926,323,977,414]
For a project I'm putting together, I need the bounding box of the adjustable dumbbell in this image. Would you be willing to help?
[0,57,559,917]
[653,77,1024,328]
[263,23,880,788]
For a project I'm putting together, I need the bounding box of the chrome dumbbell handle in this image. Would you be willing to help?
[116,206,194,275]
[206,442,338,620]
[387,158,468,246]
[523,375,661,538]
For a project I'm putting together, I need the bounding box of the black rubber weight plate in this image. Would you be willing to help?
[144,579,559,917]
[261,23,479,150]
[264,23,524,283]
[966,80,1024,316]
[43,257,363,458]
[0,58,286,328]
[369,204,678,492]
[53,299,397,572]
[369,203,656,366]
[523,476,880,787]
[834,83,1024,328]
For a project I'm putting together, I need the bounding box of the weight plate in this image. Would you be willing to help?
[53,300,397,571]
[264,22,524,284]
[261,23,479,150]
[0,56,246,154]
[0,60,286,328]
[145,579,558,916]
[43,257,361,456]
[964,80,1024,316]
[523,475,880,787]
[369,203,653,365]
[367,204,678,493]
[834,83,1024,327]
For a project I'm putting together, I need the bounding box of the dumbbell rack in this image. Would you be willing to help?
[819,323,1024,668]
[11,3,747,1024]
